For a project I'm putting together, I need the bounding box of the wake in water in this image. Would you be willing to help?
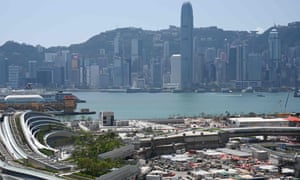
[207,93,243,97]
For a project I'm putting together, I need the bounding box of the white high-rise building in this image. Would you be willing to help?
[268,28,281,61]
[170,54,181,88]
[86,64,100,88]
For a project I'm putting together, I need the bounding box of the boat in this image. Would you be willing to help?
[241,86,254,93]
[126,88,145,93]
[0,89,86,103]
[194,88,207,93]
[221,88,233,93]
[294,89,300,97]
[172,88,184,93]
[256,94,265,97]
[52,91,86,103]
[147,88,162,93]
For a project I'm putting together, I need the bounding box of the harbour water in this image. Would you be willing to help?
[72,91,300,120]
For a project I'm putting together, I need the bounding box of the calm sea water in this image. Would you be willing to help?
[71,92,300,120]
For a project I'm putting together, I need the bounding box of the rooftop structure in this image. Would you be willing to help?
[98,144,135,160]
[228,117,289,127]
[216,148,251,158]
[4,94,44,103]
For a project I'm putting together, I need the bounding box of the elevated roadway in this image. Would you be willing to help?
[0,160,62,180]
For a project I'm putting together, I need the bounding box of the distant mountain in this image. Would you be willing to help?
[1,23,300,67]
[0,41,44,67]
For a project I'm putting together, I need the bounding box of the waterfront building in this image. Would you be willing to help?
[227,44,247,88]
[122,60,130,88]
[112,56,122,88]
[52,66,65,88]
[99,112,115,127]
[170,54,181,88]
[247,53,263,81]
[99,69,110,89]
[236,44,247,82]
[215,57,227,85]
[86,64,100,88]
[227,47,237,82]
[162,41,171,77]
[180,2,194,90]
[131,38,142,75]
[268,28,281,86]
[66,54,81,88]
[193,53,205,85]
[150,61,162,88]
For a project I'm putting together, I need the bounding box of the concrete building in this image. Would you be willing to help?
[180,2,193,90]
[269,28,281,63]
[193,53,204,86]
[0,56,8,87]
[66,54,81,88]
[170,54,181,88]
[205,48,217,82]
[112,57,122,88]
[215,57,227,85]
[44,52,57,63]
[99,112,115,127]
[247,53,263,81]
[36,68,53,87]
[228,117,289,127]
[150,61,162,88]
[162,41,170,74]
[28,60,37,79]
[96,164,139,180]
[114,32,120,55]
[131,38,142,74]
[98,144,135,160]
[86,64,100,88]
[8,65,22,89]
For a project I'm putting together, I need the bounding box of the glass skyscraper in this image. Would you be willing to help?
[180,2,193,90]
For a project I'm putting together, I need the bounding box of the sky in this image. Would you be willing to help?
[1,0,299,47]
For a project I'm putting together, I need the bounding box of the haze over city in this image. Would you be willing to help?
[1,0,300,47]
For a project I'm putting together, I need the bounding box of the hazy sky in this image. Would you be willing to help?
[1,0,299,47]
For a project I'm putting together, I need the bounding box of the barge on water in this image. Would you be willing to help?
[0,90,88,114]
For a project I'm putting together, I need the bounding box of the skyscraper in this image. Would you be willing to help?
[268,28,281,85]
[8,65,22,89]
[180,2,193,90]
[170,54,181,88]
[0,56,8,87]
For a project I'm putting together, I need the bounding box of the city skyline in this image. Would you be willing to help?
[1,0,300,47]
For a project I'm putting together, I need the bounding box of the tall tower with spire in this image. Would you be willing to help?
[180,2,194,90]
